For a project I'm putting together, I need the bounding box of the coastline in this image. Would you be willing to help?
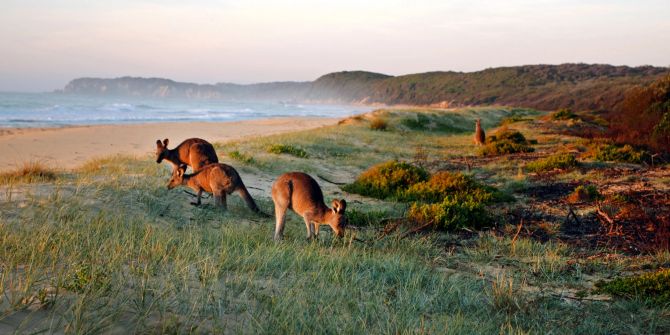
[0,117,340,171]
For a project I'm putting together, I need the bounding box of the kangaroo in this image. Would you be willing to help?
[271,172,347,240]
[167,163,260,212]
[155,138,218,172]
[474,119,486,146]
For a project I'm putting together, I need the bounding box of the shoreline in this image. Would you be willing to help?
[0,117,340,171]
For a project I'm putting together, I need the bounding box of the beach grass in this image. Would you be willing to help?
[1,107,669,334]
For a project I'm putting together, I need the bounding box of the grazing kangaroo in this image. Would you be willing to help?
[167,163,260,212]
[474,119,486,146]
[155,138,218,172]
[271,172,347,240]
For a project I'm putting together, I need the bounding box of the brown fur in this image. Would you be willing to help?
[474,119,486,146]
[155,138,218,172]
[271,172,347,240]
[167,163,259,212]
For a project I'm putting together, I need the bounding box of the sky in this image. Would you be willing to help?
[1,0,669,92]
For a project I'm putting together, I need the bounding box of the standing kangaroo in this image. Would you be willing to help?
[271,172,347,240]
[167,163,260,212]
[155,138,218,172]
[474,119,486,146]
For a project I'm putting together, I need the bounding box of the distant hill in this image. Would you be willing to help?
[61,64,670,111]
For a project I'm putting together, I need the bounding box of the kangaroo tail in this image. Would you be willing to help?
[237,184,261,213]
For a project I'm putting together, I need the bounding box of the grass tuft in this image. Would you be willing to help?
[0,162,58,184]
[266,144,309,158]
[228,150,255,164]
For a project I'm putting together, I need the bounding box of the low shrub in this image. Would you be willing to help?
[266,144,308,158]
[593,143,650,164]
[567,185,602,203]
[478,129,534,156]
[526,153,579,173]
[408,193,492,231]
[595,268,670,306]
[0,162,58,184]
[500,115,530,126]
[342,160,428,199]
[369,117,389,131]
[552,108,579,120]
[401,171,496,204]
[228,150,255,164]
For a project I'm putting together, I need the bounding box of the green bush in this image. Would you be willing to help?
[478,130,534,156]
[593,144,650,164]
[228,150,255,164]
[342,160,428,199]
[595,269,670,306]
[266,144,309,158]
[567,185,602,203]
[401,171,495,204]
[526,153,579,173]
[552,108,579,120]
[408,193,492,231]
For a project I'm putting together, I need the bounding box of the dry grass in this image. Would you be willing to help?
[0,162,58,185]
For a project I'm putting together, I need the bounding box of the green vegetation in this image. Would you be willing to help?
[228,150,255,164]
[551,108,579,120]
[526,153,579,172]
[595,269,670,306]
[2,107,669,333]
[408,193,492,230]
[0,162,58,185]
[592,143,650,164]
[478,129,534,156]
[568,185,602,203]
[403,171,496,204]
[310,64,668,111]
[266,144,309,158]
[342,160,428,199]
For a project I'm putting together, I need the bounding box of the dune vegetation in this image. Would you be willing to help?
[1,107,669,334]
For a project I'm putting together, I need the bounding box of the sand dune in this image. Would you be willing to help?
[0,117,339,171]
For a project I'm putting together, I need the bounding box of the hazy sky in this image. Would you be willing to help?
[1,0,669,91]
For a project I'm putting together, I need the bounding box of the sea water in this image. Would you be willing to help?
[0,92,372,128]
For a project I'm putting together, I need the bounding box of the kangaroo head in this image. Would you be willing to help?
[167,164,186,189]
[475,118,481,126]
[328,199,347,237]
[155,138,170,163]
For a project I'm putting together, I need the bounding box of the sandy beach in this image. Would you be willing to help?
[0,117,339,171]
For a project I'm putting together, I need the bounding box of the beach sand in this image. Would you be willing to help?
[0,117,339,171]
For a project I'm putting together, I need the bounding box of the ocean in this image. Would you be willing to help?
[0,92,372,128]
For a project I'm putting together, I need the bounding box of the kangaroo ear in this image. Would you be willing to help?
[331,199,339,212]
[339,199,347,212]
[163,138,169,147]
[156,139,163,148]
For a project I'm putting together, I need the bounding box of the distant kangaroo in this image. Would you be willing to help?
[167,163,260,212]
[271,172,347,240]
[155,138,218,172]
[474,119,486,146]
